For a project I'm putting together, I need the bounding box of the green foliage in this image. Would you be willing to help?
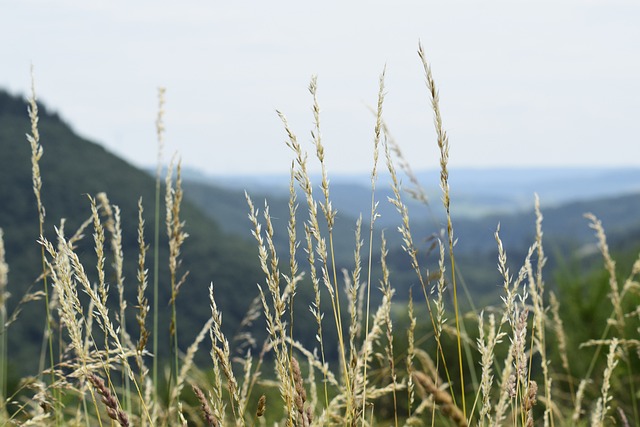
[554,243,640,387]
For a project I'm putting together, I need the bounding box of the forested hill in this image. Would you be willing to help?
[0,90,264,372]
[180,166,640,304]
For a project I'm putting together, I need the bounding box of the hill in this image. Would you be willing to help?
[179,166,640,304]
[0,90,265,373]
[176,166,640,221]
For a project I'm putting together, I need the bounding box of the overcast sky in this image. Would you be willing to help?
[2,1,639,175]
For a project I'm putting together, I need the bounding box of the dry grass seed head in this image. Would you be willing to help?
[412,371,467,427]
[88,373,130,427]
[192,384,219,427]
[256,394,266,418]
[585,213,624,331]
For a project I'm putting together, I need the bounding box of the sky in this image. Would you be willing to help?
[2,1,639,175]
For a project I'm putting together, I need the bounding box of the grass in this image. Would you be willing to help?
[1,43,639,426]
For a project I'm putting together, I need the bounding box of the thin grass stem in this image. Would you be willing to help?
[152,87,166,413]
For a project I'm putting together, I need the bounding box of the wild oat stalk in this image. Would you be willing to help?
[277,107,352,419]
[475,311,504,425]
[383,118,456,409]
[89,195,112,389]
[153,87,166,405]
[166,157,190,413]
[51,216,152,424]
[208,284,228,424]
[55,220,98,425]
[285,162,301,423]
[193,384,219,427]
[591,338,619,427]
[585,213,638,423]
[27,71,58,423]
[418,41,466,419]
[98,194,132,412]
[246,195,295,422]
[347,219,363,417]
[379,232,399,427]
[291,356,312,426]
[39,233,102,425]
[406,289,416,418]
[88,373,130,427]
[306,78,353,417]
[172,316,215,413]
[412,371,467,427]
[549,291,573,401]
[360,67,385,425]
[571,379,590,423]
[492,243,536,427]
[304,221,329,408]
[209,284,244,425]
[521,196,553,426]
[350,284,393,421]
[585,213,624,332]
[434,240,447,342]
[237,349,253,419]
[135,198,151,391]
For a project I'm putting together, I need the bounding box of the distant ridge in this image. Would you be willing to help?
[159,164,640,217]
[176,161,640,302]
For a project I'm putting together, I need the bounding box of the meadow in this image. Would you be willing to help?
[0,44,639,426]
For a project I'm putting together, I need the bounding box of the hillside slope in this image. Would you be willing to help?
[0,90,263,372]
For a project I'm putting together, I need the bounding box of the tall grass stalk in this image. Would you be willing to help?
[135,198,151,423]
[304,77,352,416]
[277,108,352,419]
[584,213,639,424]
[39,232,103,427]
[308,77,358,417]
[418,41,466,419]
[26,69,60,426]
[53,217,152,424]
[89,195,111,391]
[0,229,8,417]
[166,158,189,418]
[305,77,330,410]
[406,289,416,418]
[286,160,299,424]
[207,285,244,425]
[113,204,129,407]
[152,87,166,408]
[97,193,133,412]
[246,194,295,422]
[379,233,398,427]
[591,338,619,426]
[360,67,385,425]
[304,221,329,408]
[383,108,456,410]
[529,195,553,426]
